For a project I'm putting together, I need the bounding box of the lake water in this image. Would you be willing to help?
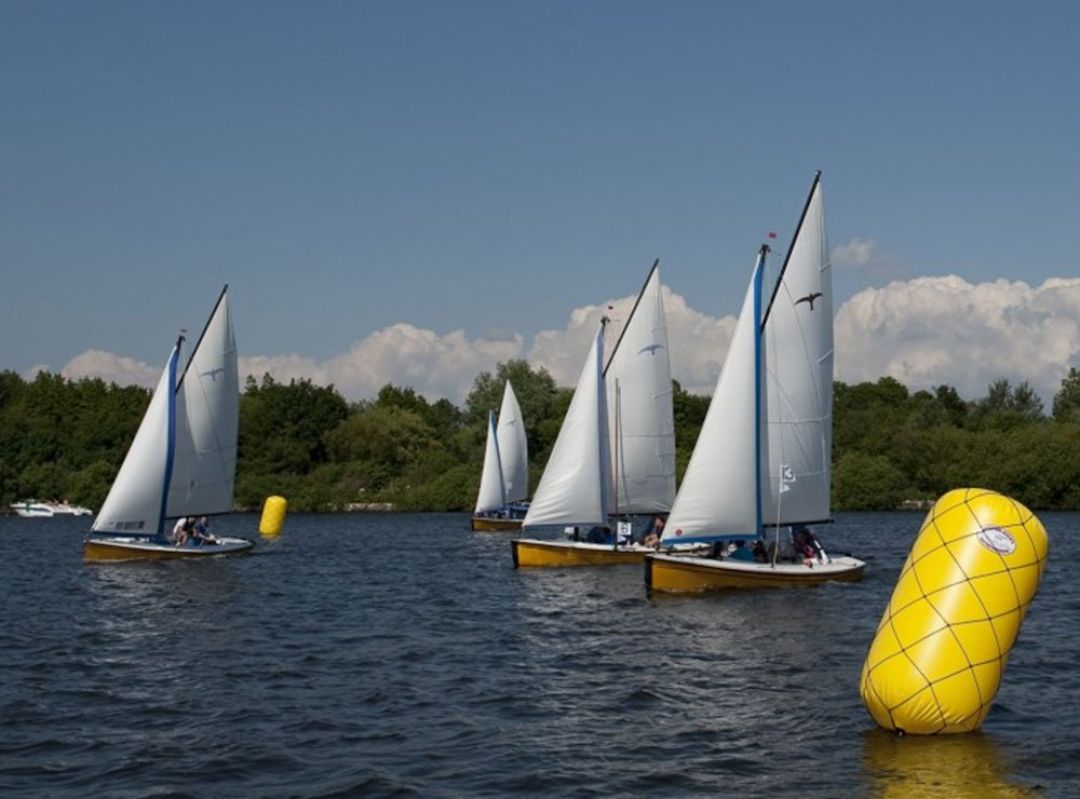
[1,511,1077,797]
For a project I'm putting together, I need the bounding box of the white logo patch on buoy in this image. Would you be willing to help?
[976,526,1016,555]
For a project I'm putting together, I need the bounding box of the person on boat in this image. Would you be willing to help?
[642,515,665,548]
[586,525,614,545]
[192,516,217,545]
[791,525,829,565]
[172,516,196,546]
[725,540,755,562]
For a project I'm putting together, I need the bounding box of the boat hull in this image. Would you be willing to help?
[471,516,524,532]
[645,553,866,592]
[511,538,653,568]
[83,535,255,562]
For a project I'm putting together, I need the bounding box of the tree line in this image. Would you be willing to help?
[2,363,1079,513]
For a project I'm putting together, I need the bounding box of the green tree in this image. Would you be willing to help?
[238,374,349,476]
[833,452,909,511]
[464,360,561,477]
[1053,367,1080,423]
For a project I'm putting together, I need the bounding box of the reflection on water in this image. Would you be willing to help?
[862,729,1037,798]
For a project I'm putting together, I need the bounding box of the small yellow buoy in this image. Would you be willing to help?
[259,495,288,537]
[859,488,1048,734]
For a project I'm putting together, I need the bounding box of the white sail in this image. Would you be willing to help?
[604,264,676,514]
[661,260,765,545]
[523,322,612,527]
[496,381,529,504]
[475,411,505,513]
[166,291,239,518]
[92,347,180,534]
[760,177,832,527]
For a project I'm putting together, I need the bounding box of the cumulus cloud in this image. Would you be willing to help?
[525,286,734,395]
[60,350,159,387]
[835,276,1080,401]
[832,237,878,267]
[54,275,1080,406]
[240,323,524,403]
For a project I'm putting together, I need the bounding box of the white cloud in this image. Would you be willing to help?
[60,350,159,387]
[53,275,1080,406]
[241,323,524,403]
[835,276,1080,401]
[832,237,878,267]
[525,286,734,395]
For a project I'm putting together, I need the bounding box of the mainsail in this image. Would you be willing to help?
[495,381,529,504]
[604,262,676,514]
[760,174,832,528]
[167,290,239,518]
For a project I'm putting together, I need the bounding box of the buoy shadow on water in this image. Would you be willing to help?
[861,728,1035,798]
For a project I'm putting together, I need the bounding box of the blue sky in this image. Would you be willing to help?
[2,1,1078,399]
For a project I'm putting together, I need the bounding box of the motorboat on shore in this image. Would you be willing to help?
[11,500,94,518]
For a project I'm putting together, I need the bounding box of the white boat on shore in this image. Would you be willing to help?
[11,501,94,518]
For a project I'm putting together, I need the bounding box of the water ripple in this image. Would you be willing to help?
[0,512,1076,796]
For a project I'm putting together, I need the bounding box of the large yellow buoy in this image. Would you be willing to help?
[860,488,1048,734]
[259,495,288,537]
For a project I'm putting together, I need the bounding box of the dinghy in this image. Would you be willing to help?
[84,287,254,561]
[513,262,683,568]
[646,174,865,591]
[471,381,530,531]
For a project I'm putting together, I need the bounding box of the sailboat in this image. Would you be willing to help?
[512,262,683,568]
[645,173,865,591]
[470,380,530,531]
[83,286,254,561]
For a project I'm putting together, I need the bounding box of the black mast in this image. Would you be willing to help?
[761,171,821,329]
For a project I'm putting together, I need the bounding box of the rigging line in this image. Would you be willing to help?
[603,258,660,376]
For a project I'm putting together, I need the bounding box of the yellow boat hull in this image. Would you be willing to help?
[645,553,866,592]
[511,538,650,568]
[83,536,254,562]
[470,516,524,532]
